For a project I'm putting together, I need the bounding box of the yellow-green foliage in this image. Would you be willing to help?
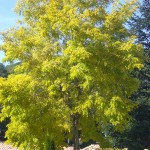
[0,0,143,149]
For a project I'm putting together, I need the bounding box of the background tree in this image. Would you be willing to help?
[6,62,21,75]
[0,63,8,141]
[111,0,150,149]
[0,0,143,150]
[0,63,8,78]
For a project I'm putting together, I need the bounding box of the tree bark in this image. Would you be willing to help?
[72,115,80,150]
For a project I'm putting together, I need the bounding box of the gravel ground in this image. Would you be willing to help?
[0,142,18,150]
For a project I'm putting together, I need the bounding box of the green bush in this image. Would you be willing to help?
[44,136,55,150]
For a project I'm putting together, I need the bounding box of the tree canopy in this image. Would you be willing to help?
[0,0,143,149]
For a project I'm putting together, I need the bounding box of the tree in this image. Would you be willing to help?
[0,62,21,141]
[44,136,56,150]
[6,62,21,75]
[0,0,143,150]
[110,0,150,149]
[0,63,8,78]
[0,63,8,140]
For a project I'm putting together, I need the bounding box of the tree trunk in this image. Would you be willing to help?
[72,115,80,150]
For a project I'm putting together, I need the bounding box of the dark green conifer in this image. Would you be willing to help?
[112,1,150,149]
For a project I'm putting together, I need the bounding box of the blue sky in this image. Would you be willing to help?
[0,0,18,31]
[0,0,142,64]
[0,0,18,63]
